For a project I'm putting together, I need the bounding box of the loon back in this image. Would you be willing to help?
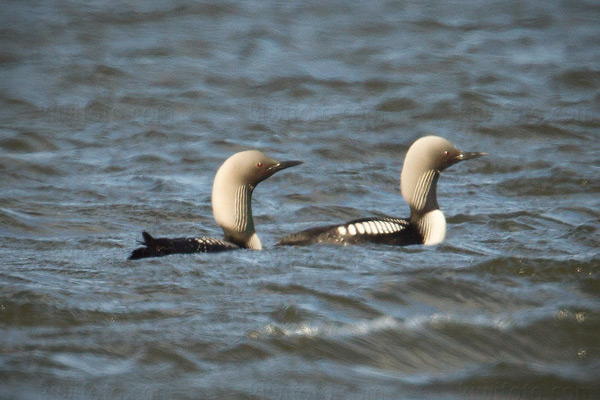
[129,232,239,260]
[277,136,485,248]
[277,217,423,246]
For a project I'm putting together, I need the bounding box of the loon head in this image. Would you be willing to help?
[212,150,303,249]
[400,136,486,244]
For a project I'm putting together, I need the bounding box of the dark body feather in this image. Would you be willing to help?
[129,232,239,260]
[277,217,423,247]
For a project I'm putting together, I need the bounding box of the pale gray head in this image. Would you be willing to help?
[212,150,303,249]
[400,136,486,244]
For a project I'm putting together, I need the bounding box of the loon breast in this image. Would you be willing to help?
[277,217,424,246]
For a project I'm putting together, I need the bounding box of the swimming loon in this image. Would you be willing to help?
[277,136,485,247]
[129,150,303,259]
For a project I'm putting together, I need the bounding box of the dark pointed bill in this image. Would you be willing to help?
[457,151,487,161]
[268,160,304,173]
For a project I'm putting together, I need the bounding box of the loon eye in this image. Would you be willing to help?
[444,150,450,157]
[256,162,263,168]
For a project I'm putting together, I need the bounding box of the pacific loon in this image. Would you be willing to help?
[277,136,485,247]
[129,150,302,259]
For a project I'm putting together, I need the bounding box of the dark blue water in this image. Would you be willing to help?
[1,1,599,399]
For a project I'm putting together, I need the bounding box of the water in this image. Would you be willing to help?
[1,1,599,399]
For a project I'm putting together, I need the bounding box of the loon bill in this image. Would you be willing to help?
[129,150,303,260]
[277,136,485,247]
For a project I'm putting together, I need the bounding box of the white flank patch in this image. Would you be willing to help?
[363,222,372,234]
[348,225,357,235]
[337,226,347,235]
[368,221,378,234]
[381,221,391,233]
[356,224,365,234]
[381,221,390,234]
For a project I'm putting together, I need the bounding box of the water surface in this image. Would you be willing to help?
[1,1,599,399]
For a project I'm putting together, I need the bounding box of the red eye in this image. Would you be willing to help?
[444,151,450,157]
[257,162,263,168]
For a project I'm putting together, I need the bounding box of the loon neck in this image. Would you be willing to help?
[403,169,446,245]
[212,182,262,250]
[208,149,303,250]
[404,168,440,215]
